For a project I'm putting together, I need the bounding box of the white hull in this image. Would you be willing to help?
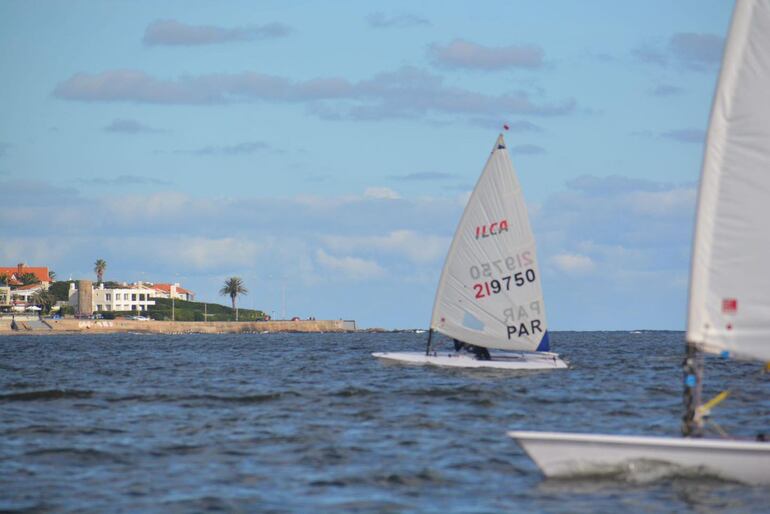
[508,431,770,485]
[372,351,567,370]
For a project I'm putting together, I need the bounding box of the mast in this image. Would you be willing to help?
[682,342,703,437]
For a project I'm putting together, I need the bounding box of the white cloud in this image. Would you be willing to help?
[669,33,724,70]
[109,192,193,223]
[566,174,668,195]
[388,171,454,181]
[651,84,684,97]
[364,187,401,200]
[533,175,696,329]
[85,174,171,186]
[429,39,544,70]
[321,229,449,263]
[627,187,697,217]
[53,66,575,121]
[179,141,270,155]
[315,249,384,279]
[155,237,268,270]
[551,253,595,274]
[103,118,161,134]
[633,32,724,72]
[143,19,291,46]
[660,128,705,144]
[511,144,546,155]
[366,12,429,29]
[0,238,82,270]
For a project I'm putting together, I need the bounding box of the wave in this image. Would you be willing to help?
[4,425,125,436]
[309,468,447,488]
[105,391,300,404]
[542,458,735,486]
[0,389,93,402]
[24,447,128,464]
[328,386,376,398]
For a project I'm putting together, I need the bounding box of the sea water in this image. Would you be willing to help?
[1,332,769,513]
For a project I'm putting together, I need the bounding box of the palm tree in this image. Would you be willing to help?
[31,289,56,314]
[219,277,248,321]
[94,259,107,284]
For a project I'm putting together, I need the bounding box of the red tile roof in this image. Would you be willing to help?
[150,283,194,295]
[0,266,51,283]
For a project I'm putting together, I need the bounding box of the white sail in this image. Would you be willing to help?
[687,0,770,363]
[430,134,549,352]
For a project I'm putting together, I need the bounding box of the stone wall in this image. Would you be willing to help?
[38,318,352,334]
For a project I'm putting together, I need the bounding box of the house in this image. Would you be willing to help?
[0,264,51,311]
[0,264,52,287]
[11,283,45,305]
[146,283,195,302]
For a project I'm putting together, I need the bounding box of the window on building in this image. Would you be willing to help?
[123,293,129,300]
[96,305,102,311]
[139,293,145,301]
[106,293,111,301]
[131,304,136,311]
[131,294,136,301]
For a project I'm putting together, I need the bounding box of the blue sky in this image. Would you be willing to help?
[0,1,733,329]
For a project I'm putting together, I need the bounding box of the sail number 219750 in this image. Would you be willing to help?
[469,252,533,280]
[473,269,536,299]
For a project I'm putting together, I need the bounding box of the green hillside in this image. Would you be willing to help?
[148,298,267,322]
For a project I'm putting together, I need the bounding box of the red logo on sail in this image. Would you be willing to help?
[475,219,509,239]
[722,298,738,314]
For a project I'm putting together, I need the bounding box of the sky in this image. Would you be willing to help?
[0,0,734,329]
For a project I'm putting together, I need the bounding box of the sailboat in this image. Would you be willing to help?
[509,0,770,483]
[373,134,567,370]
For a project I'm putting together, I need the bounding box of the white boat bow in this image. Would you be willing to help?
[508,430,770,485]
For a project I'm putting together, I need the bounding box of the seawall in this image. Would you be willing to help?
[0,318,356,335]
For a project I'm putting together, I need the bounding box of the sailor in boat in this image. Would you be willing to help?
[453,339,491,360]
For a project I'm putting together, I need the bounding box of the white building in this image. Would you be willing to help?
[11,283,45,305]
[69,282,156,312]
[0,286,11,309]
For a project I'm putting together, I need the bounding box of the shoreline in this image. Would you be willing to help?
[0,318,356,335]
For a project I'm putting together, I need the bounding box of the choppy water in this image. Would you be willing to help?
[1,331,769,513]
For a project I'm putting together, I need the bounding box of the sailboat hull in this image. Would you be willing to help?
[372,351,567,370]
[508,431,770,485]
